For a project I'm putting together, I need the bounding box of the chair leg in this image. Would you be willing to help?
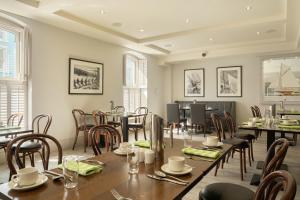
[84,131,88,153]
[134,129,138,141]
[250,140,254,161]
[243,149,247,173]
[72,129,80,150]
[30,153,35,167]
[143,127,147,140]
[214,162,220,176]
[221,157,225,169]
[226,149,231,163]
[248,147,252,167]
[239,148,243,181]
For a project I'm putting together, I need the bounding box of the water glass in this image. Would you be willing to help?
[184,130,193,148]
[127,146,139,174]
[63,155,79,189]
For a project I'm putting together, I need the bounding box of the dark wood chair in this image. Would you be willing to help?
[6,134,62,178]
[107,106,125,128]
[224,111,256,162]
[72,109,94,152]
[92,110,111,152]
[200,170,296,200]
[12,114,52,167]
[89,125,121,156]
[190,104,208,136]
[0,113,24,154]
[211,113,250,181]
[167,103,187,147]
[128,107,148,141]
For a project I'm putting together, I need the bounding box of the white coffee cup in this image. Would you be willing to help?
[12,167,39,186]
[138,148,145,163]
[119,142,131,152]
[282,120,290,125]
[282,116,288,120]
[168,156,185,172]
[206,136,218,146]
[144,150,155,164]
[247,121,255,126]
[252,118,258,123]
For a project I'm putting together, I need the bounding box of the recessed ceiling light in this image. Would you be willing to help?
[245,5,253,11]
[209,38,214,41]
[139,28,145,32]
[100,9,106,14]
[256,31,261,35]
[185,18,190,23]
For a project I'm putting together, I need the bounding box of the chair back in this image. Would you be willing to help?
[72,109,89,129]
[32,114,52,134]
[7,113,23,127]
[89,125,121,155]
[113,106,125,113]
[6,134,62,175]
[92,110,107,125]
[250,106,257,117]
[167,104,180,123]
[135,107,148,125]
[224,111,236,138]
[210,113,225,141]
[262,138,289,179]
[190,104,206,125]
[254,106,262,118]
[254,170,296,200]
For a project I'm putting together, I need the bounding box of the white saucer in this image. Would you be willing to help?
[161,164,193,175]
[9,174,48,191]
[202,141,223,148]
[113,148,133,156]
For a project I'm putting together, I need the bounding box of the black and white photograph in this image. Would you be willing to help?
[217,66,242,97]
[184,68,205,97]
[69,58,103,94]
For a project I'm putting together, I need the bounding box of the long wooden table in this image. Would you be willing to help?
[0,127,33,137]
[0,139,232,200]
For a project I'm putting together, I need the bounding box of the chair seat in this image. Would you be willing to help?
[12,141,42,150]
[235,131,256,140]
[0,138,11,145]
[223,138,249,148]
[200,182,255,200]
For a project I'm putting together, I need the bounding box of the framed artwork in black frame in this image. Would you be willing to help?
[69,58,103,95]
[217,66,242,97]
[184,68,205,97]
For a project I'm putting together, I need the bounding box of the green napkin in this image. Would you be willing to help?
[134,140,150,148]
[278,125,300,130]
[182,147,220,159]
[0,126,21,131]
[58,161,102,176]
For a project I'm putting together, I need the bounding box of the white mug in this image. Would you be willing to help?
[282,116,288,120]
[168,156,185,172]
[206,136,218,146]
[247,121,255,126]
[144,150,155,164]
[138,148,145,163]
[12,167,39,186]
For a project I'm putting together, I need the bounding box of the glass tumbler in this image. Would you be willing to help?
[127,146,139,174]
[184,130,193,148]
[63,155,79,189]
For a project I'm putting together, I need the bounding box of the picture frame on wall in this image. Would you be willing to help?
[217,66,242,97]
[184,68,205,97]
[69,58,103,95]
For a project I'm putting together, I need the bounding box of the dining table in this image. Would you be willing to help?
[0,127,33,137]
[277,110,300,118]
[0,139,232,200]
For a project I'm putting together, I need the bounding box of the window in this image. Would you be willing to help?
[0,25,26,127]
[123,54,147,112]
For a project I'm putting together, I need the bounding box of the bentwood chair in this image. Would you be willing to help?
[200,139,291,200]
[7,134,62,178]
[72,109,94,152]
[128,107,148,141]
[89,125,121,155]
[250,106,261,138]
[92,111,111,152]
[190,104,208,136]
[12,114,52,167]
[107,106,125,128]
[200,170,296,200]
[0,113,24,154]
[211,113,250,181]
[224,111,256,162]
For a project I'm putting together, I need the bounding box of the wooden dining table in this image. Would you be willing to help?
[0,139,232,200]
[0,127,33,137]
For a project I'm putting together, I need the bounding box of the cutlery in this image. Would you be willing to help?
[85,159,105,166]
[110,189,132,200]
[184,154,214,162]
[44,170,73,182]
[154,171,189,184]
[147,174,188,186]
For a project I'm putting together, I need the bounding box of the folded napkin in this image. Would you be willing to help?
[182,147,220,159]
[58,161,102,176]
[0,126,21,131]
[278,125,300,130]
[134,140,150,148]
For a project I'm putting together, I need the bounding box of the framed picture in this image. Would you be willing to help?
[184,68,205,97]
[69,58,103,95]
[217,66,242,97]
[262,57,300,103]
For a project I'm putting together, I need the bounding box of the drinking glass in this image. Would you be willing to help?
[183,130,193,148]
[63,155,79,189]
[127,146,139,174]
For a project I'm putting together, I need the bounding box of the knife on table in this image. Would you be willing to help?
[147,174,188,186]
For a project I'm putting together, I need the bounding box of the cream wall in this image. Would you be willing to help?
[1,12,164,151]
[165,55,273,123]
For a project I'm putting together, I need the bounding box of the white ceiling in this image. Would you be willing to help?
[0,0,300,64]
